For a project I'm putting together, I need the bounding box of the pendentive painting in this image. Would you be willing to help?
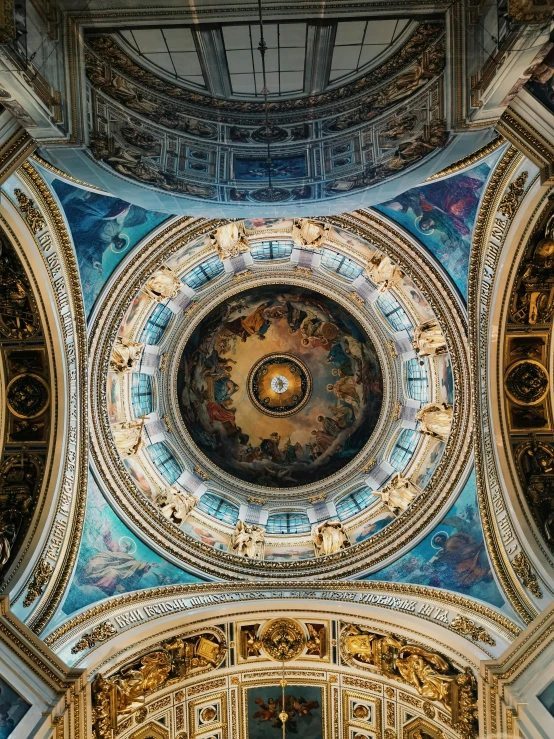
[246,685,323,738]
[177,285,383,488]
[0,677,30,738]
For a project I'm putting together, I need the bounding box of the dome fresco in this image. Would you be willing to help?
[177,285,383,488]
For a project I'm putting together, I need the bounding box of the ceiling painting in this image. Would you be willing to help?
[50,178,169,316]
[58,471,203,621]
[246,684,323,738]
[177,285,383,489]
[364,471,507,612]
[375,159,499,298]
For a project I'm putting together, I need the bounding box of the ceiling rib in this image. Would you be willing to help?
[303,20,336,95]
[193,25,232,98]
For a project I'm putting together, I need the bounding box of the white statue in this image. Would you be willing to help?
[110,337,144,374]
[231,520,265,559]
[416,402,453,442]
[412,320,447,358]
[210,221,250,260]
[143,266,181,302]
[374,473,420,516]
[365,254,404,293]
[291,219,329,248]
[157,487,197,524]
[311,520,350,556]
[112,418,146,456]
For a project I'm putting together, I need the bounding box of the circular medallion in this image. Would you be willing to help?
[248,353,312,417]
[505,359,549,406]
[6,373,50,419]
[260,618,306,661]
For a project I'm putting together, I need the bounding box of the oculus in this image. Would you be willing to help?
[248,353,312,417]
[177,285,383,488]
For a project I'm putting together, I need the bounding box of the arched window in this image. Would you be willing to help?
[251,239,294,260]
[266,512,311,534]
[131,374,153,416]
[390,428,420,472]
[146,442,181,484]
[320,248,363,280]
[336,487,375,521]
[376,292,413,333]
[183,256,224,289]
[140,303,173,345]
[405,357,429,402]
[197,493,239,525]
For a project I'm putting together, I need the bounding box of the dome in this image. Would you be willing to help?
[177,284,383,488]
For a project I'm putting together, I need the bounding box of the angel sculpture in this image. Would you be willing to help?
[373,473,420,516]
[110,337,144,374]
[112,417,146,456]
[365,254,404,293]
[416,402,453,442]
[412,320,447,358]
[157,487,197,525]
[231,520,265,559]
[210,221,250,260]
[311,520,350,556]
[291,218,329,248]
[143,266,181,302]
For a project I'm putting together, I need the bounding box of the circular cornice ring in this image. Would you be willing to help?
[88,212,471,581]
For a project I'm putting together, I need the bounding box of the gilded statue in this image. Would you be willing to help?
[373,473,420,516]
[143,266,181,302]
[109,337,144,374]
[112,417,146,456]
[156,487,197,525]
[210,221,250,260]
[341,623,477,736]
[365,254,404,293]
[92,631,227,735]
[412,320,447,358]
[291,218,329,248]
[231,520,265,559]
[311,520,350,556]
[416,402,453,442]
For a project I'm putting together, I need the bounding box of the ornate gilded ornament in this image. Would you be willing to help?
[516,439,554,550]
[6,373,50,418]
[13,188,46,233]
[504,359,549,406]
[23,558,53,607]
[512,551,542,598]
[247,353,312,417]
[498,171,528,218]
[311,520,350,556]
[450,615,496,646]
[260,618,306,661]
[71,621,117,654]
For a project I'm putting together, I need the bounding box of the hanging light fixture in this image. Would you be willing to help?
[279,659,288,738]
[251,0,289,202]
